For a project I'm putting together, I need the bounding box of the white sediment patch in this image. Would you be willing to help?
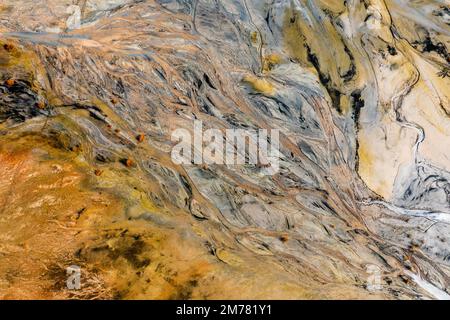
[361,200,450,224]
[406,271,450,300]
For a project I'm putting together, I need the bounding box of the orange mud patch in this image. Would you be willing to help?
[0,135,120,299]
[0,134,307,300]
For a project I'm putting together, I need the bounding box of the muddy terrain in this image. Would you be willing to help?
[0,0,449,299]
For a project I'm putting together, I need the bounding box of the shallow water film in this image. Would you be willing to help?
[0,0,449,300]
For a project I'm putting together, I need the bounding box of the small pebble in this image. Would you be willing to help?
[3,43,14,52]
[125,159,134,167]
[136,134,145,143]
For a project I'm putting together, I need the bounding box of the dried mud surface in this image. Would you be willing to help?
[0,0,449,299]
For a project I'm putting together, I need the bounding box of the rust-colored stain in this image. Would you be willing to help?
[0,0,449,301]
